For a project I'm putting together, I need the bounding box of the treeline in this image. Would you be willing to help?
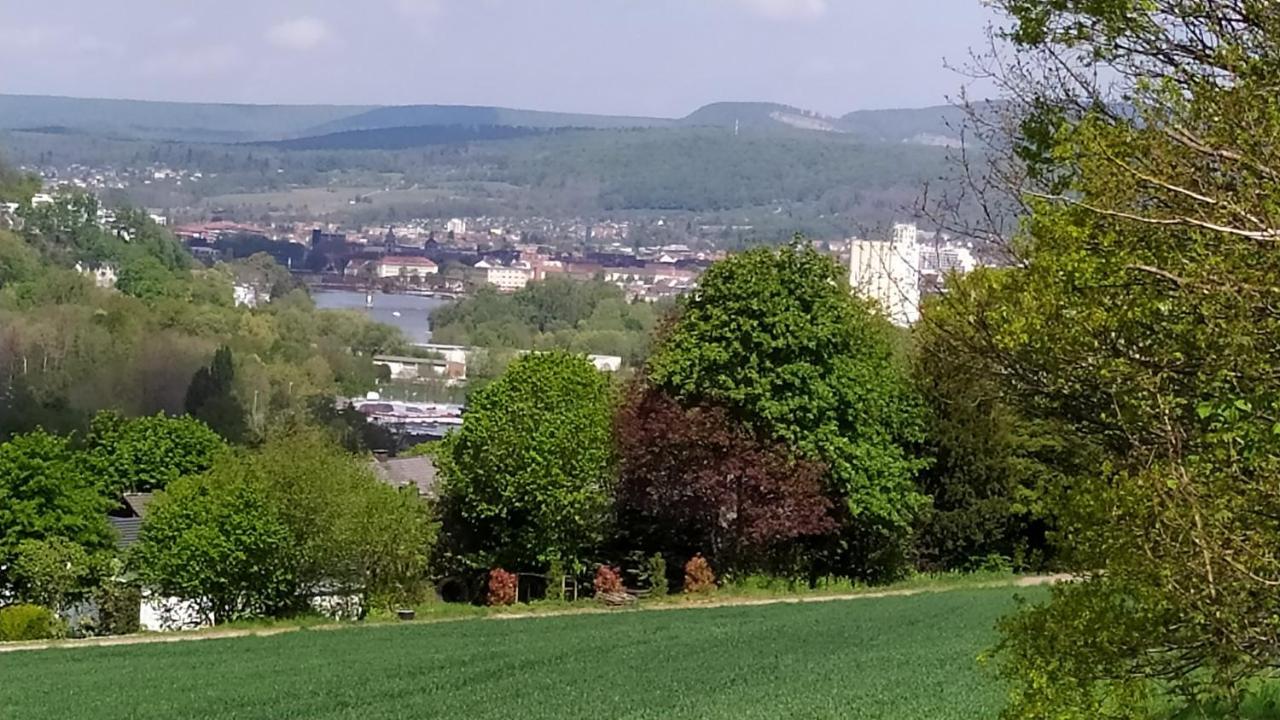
[1,126,957,237]
[264,124,553,151]
[0,417,431,635]
[0,180,407,441]
[0,242,1056,640]
[429,278,669,367]
[430,245,1058,589]
[918,1,1280,716]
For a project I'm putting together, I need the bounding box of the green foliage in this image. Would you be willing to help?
[0,155,40,203]
[184,346,248,443]
[8,538,99,613]
[435,351,614,571]
[132,428,434,622]
[646,242,927,580]
[94,578,142,636]
[912,281,1097,572]
[0,205,398,440]
[972,1,1280,715]
[0,230,40,287]
[0,430,114,590]
[87,411,227,493]
[247,429,434,610]
[430,278,664,366]
[0,604,63,643]
[131,465,297,624]
[545,558,566,601]
[648,554,668,596]
[115,255,184,300]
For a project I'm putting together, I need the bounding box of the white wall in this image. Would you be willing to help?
[139,595,209,632]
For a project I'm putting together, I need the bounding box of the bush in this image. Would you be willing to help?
[95,581,142,636]
[594,565,623,596]
[648,554,669,596]
[0,604,63,642]
[683,555,716,594]
[487,568,517,606]
[545,559,565,602]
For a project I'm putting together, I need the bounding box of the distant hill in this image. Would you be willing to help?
[838,105,970,146]
[681,102,844,133]
[0,94,373,143]
[304,105,674,136]
[0,94,973,146]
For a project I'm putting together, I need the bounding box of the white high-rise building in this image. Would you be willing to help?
[848,223,922,327]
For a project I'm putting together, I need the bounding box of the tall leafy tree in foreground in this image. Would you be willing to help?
[911,282,1096,573]
[0,431,114,599]
[646,243,926,581]
[434,351,614,572]
[947,1,1280,715]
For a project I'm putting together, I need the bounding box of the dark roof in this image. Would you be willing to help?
[370,456,438,499]
[108,516,143,550]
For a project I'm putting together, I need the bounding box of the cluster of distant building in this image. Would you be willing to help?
[172,220,713,302]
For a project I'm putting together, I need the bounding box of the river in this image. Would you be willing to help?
[312,290,453,344]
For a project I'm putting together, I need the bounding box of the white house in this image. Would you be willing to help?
[75,262,118,290]
[413,343,470,366]
[486,261,532,292]
[588,355,623,372]
[234,284,270,308]
[376,256,439,279]
[374,354,466,382]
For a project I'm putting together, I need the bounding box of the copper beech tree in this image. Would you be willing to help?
[614,384,834,576]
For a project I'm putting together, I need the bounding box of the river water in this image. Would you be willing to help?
[312,290,452,344]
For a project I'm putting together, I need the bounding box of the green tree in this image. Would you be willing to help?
[646,242,926,581]
[184,346,248,443]
[131,467,296,624]
[911,279,1097,572]
[956,1,1280,715]
[435,351,614,571]
[0,155,40,203]
[0,430,114,590]
[115,255,183,301]
[132,428,433,621]
[0,230,39,287]
[86,411,227,493]
[247,428,433,610]
[9,537,99,613]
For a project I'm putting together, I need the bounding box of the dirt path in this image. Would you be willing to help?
[0,574,1070,654]
[491,573,1071,621]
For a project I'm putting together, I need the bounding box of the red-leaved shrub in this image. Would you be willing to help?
[488,568,517,606]
[594,565,624,596]
[683,554,716,593]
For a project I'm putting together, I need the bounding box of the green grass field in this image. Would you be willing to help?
[0,588,1035,720]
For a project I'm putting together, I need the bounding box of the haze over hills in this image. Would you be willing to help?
[0,93,984,238]
[0,94,966,147]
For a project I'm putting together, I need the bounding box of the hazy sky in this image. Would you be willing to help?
[0,0,1000,117]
